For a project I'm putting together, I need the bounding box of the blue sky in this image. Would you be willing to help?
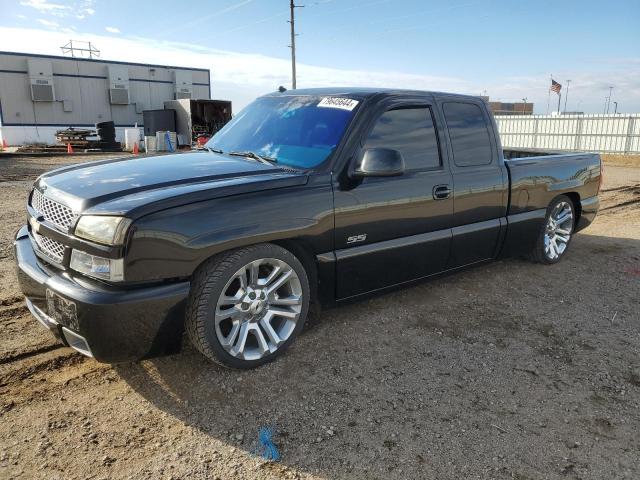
[1,0,639,113]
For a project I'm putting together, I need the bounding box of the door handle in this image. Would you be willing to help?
[433,184,452,200]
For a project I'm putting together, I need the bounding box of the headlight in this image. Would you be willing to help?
[70,249,124,281]
[74,216,131,245]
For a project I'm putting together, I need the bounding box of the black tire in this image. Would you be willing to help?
[528,195,576,264]
[95,121,115,129]
[97,129,115,136]
[185,243,310,369]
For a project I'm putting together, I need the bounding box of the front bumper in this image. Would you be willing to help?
[14,226,190,363]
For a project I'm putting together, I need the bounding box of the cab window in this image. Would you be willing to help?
[443,102,493,167]
[364,107,441,171]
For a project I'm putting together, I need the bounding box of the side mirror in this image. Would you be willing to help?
[351,148,405,178]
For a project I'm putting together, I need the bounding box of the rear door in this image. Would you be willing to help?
[333,98,453,298]
[439,99,508,267]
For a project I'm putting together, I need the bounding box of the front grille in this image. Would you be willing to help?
[31,231,65,263]
[31,189,76,231]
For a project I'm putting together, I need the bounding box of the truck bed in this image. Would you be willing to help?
[498,151,601,259]
[505,152,601,217]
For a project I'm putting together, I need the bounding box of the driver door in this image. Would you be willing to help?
[333,101,453,299]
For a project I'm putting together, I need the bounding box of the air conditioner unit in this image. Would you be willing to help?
[173,71,193,100]
[109,87,130,105]
[27,59,55,102]
[175,88,192,100]
[107,65,130,105]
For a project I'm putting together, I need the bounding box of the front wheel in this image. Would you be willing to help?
[529,195,575,264]
[186,244,310,369]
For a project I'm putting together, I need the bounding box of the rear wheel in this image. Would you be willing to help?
[186,244,310,369]
[529,195,575,264]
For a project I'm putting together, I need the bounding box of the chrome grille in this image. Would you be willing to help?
[31,189,76,230]
[31,231,65,263]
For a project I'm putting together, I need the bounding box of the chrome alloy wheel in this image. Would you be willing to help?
[544,201,574,261]
[214,258,303,361]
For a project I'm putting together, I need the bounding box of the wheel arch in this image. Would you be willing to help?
[271,238,319,305]
[189,237,320,305]
[563,191,582,224]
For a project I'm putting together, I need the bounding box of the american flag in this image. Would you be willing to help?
[550,79,562,94]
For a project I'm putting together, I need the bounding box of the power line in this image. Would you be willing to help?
[172,0,254,33]
[196,10,289,43]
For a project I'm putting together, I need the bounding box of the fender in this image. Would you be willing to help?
[124,174,335,283]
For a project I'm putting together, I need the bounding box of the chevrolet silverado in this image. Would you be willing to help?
[15,88,601,368]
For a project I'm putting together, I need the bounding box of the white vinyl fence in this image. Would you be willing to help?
[495,114,640,154]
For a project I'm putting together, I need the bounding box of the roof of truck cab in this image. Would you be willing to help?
[264,87,480,101]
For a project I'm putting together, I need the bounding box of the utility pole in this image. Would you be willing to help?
[521,98,527,114]
[288,0,303,89]
[563,80,571,113]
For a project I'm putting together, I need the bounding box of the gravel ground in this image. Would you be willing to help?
[0,153,639,480]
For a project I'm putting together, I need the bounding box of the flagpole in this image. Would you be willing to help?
[547,75,551,115]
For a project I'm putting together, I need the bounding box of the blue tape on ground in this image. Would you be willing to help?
[257,426,280,461]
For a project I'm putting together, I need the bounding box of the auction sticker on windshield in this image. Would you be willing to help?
[317,97,359,111]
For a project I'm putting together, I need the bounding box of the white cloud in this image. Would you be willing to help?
[20,0,69,12]
[105,26,120,34]
[36,18,60,28]
[20,0,95,19]
[75,0,95,17]
[16,14,28,19]
[0,26,638,114]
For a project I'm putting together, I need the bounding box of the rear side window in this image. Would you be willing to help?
[364,107,441,170]
[443,102,493,167]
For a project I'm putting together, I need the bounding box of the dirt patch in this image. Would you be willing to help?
[0,157,639,479]
[602,154,640,168]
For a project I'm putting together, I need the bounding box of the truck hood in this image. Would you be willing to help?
[35,152,307,218]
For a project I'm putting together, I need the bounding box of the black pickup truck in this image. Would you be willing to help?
[15,88,602,368]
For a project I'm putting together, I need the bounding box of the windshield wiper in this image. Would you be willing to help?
[228,150,277,165]
[204,146,224,154]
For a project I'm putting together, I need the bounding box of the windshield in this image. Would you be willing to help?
[206,95,360,169]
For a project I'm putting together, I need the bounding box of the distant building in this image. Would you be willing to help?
[480,96,534,116]
[0,51,211,145]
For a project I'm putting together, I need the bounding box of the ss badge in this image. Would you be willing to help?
[346,234,367,245]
